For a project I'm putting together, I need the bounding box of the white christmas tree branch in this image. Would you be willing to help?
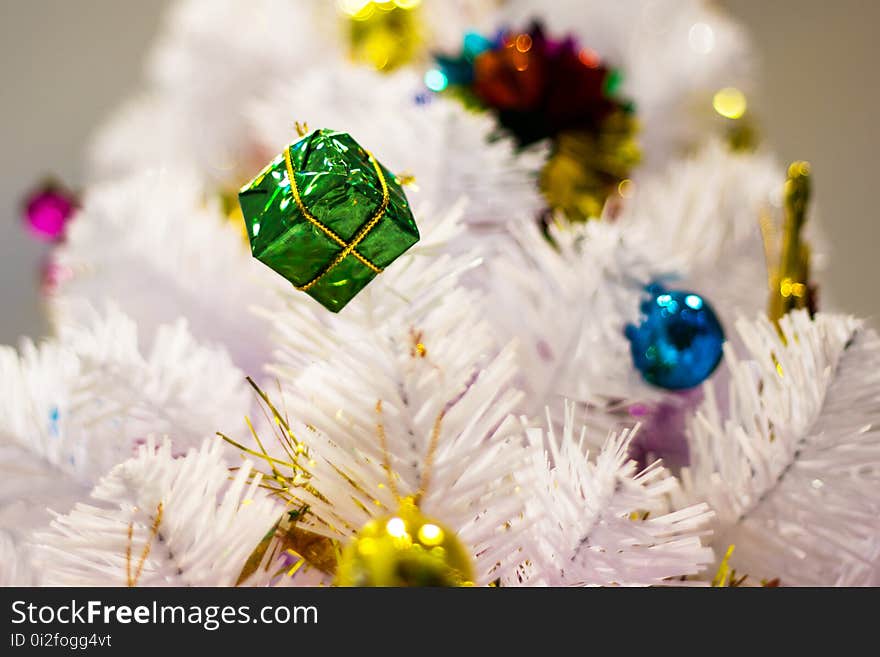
[0,307,250,485]
[512,402,714,586]
[33,437,280,586]
[682,311,880,585]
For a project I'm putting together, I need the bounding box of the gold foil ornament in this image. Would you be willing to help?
[540,111,640,223]
[335,496,475,586]
[333,400,476,586]
[767,161,813,322]
[342,0,424,72]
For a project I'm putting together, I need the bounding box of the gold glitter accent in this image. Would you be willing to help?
[336,395,471,586]
[283,141,387,290]
[711,544,778,587]
[758,209,777,285]
[770,352,784,378]
[285,552,306,577]
[375,400,400,501]
[126,503,163,587]
[409,329,427,358]
[375,398,445,503]
[711,544,736,587]
[415,409,445,504]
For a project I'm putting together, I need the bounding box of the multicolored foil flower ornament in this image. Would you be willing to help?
[428,22,640,222]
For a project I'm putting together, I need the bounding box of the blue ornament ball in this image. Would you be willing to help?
[624,284,725,390]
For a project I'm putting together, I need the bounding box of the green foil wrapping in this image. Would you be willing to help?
[239,129,420,312]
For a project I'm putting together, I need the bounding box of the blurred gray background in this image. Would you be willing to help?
[1,0,877,344]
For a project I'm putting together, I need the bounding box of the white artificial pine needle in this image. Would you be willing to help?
[513,402,714,586]
[0,309,251,585]
[33,438,280,586]
[681,311,880,586]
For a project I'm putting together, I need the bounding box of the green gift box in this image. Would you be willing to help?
[239,129,420,312]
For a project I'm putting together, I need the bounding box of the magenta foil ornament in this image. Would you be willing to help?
[22,181,77,242]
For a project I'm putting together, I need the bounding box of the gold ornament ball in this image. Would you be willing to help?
[345,1,424,72]
[334,498,475,587]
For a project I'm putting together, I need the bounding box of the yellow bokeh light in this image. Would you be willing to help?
[340,0,421,18]
[417,523,444,546]
[346,0,422,71]
[779,277,807,299]
[713,87,747,119]
[338,0,373,18]
[386,517,407,538]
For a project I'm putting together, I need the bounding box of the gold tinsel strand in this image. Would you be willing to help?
[710,545,781,587]
[220,378,339,581]
[540,111,641,223]
[767,161,812,323]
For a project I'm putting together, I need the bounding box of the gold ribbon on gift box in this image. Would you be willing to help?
[283,138,389,291]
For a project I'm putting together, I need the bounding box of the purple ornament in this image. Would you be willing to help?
[627,387,704,471]
[23,182,76,242]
